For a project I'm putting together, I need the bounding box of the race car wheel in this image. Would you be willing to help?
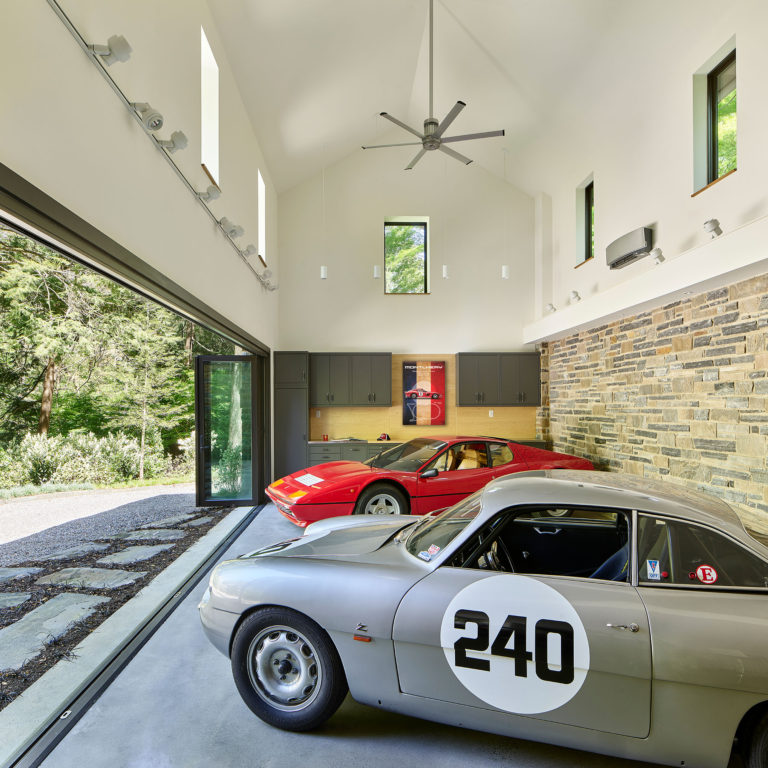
[408,393,417,398]
[747,711,768,768]
[231,607,348,731]
[431,393,439,398]
[354,483,408,516]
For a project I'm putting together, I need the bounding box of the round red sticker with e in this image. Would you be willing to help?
[696,564,718,584]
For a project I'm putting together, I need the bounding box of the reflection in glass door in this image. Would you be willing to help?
[195,355,266,506]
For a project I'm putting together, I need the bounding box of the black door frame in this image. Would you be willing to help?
[195,354,271,507]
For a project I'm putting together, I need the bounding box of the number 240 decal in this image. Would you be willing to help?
[453,609,575,685]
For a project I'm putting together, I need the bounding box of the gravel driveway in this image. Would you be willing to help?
[0,484,196,566]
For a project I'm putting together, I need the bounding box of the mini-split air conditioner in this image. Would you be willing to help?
[606,227,653,270]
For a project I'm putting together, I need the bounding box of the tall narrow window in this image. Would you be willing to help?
[257,170,266,265]
[707,51,736,183]
[201,28,220,187]
[584,181,594,262]
[384,222,427,294]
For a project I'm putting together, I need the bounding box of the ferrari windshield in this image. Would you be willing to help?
[365,438,447,472]
[405,491,483,560]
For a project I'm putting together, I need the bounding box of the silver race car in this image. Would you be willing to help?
[199,470,768,768]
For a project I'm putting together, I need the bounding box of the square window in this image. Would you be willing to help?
[384,222,427,294]
[707,50,737,183]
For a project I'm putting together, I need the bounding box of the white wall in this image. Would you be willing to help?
[278,144,534,352]
[511,0,768,335]
[0,0,278,347]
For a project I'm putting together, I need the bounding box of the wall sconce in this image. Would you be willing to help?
[89,34,132,66]
[650,247,665,264]
[320,265,328,279]
[545,303,557,313]
[157,130,188,154]
[570,290,581,303]
[442,265,449,279]
[198,184,220,202]
[131,102,164,131]
[704,218,722,238]
[373,265,381,279]
[501,265,510,280]
[219,217,244,238]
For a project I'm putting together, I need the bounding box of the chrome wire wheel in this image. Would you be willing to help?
[363,492,399,515]
[247,625,321,712]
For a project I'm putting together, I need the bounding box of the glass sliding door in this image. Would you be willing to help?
[195,355,268,506]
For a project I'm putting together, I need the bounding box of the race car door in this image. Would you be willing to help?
[392,564,651,737]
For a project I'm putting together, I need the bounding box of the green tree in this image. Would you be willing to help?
[385,224,426,293]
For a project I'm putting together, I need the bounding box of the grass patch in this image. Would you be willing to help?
[0,474,193,500]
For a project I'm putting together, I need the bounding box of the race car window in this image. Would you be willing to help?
[405,491,483,561]
[637,515,768,588]
[488,442,514,467]
[448,506,630,581]
[452,442,488,471]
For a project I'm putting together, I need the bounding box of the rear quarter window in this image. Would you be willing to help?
[638,515,768,588]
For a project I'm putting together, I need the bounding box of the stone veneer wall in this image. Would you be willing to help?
[540,273,768,532]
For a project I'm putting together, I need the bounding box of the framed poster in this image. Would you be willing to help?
[402,360,446,425]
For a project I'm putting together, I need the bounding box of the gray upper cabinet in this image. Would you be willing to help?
[311,353,391,407]
[311,354,350,406]
[457,352,540,406]
[350,353,392,406]
[274,351,308,388]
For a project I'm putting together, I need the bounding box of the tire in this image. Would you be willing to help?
[231,607,348,731]
[431,393,439,398]
[747,711,768,768]
[408,393,417,399]
[354,483,409,516]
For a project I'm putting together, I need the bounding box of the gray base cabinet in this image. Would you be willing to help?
[457,352,541,406]
[307,442,400,465]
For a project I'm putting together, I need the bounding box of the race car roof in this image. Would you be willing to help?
[482,470,764,554]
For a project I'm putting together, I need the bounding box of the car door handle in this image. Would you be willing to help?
[533,527,561,535]
[606,623,640,633]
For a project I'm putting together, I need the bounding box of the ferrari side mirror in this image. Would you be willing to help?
[420,468,439,479]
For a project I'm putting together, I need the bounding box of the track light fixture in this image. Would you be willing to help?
[545,303,557,313]
[220,217,244,238]
[157,130,188,154]
[242,244,257,258]
[650,247,665,264]
[704,218,723,238]
[198,184,220,202]
[570,290,582,303]
[89,34,132,66]
[131,102,164,132]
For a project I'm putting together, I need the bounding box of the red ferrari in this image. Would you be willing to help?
[404,387,440,399]
[266,436,593,527]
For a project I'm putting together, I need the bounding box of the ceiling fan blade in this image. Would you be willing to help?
[433,101,466,138]
[362,141,424,149]
[441,129,505,143]
[380,112,424,139]
[439,144,472,165]
[405,148,427,170]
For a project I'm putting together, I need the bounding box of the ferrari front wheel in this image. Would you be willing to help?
[231,607,348,731]
[354,483,408,516]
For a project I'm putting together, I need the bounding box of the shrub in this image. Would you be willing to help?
[19,434,59,485]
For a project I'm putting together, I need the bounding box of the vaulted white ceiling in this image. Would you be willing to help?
[209,0,624,193]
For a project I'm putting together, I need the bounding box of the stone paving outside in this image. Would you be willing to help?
[0,486,227,702]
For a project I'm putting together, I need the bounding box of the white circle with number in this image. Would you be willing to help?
[440,575,590,714]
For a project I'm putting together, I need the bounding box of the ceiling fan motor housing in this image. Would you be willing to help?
[423,118,440,149]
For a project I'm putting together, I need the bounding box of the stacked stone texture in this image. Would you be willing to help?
[543,273,768,532]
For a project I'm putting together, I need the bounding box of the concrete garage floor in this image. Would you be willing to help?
[39,506,727,768]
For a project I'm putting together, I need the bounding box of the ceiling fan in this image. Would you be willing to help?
[362,0,504,170]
